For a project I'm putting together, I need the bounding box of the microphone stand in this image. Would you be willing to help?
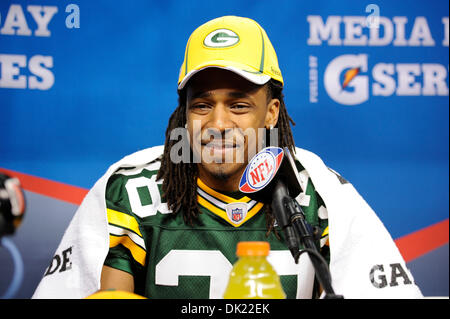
[272,180,343,299]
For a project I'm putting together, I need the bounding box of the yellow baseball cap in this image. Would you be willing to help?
[178,16,283,90]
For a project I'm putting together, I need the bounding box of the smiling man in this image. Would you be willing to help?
[98,16,315,298]
[33,16,422,300]
[185,68,280,191]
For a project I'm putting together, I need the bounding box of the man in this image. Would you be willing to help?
[33,16,422,299]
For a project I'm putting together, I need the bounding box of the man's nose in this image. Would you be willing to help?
[206,104,233,132]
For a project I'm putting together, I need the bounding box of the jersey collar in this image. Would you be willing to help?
[196,178,264,227]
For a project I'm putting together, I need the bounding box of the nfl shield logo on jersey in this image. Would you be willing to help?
[231,208,243,222]
[226,202,248,225]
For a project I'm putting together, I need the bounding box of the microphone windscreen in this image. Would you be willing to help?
[239,147,302,203]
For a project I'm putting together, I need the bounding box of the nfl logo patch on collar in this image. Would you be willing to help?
[225,202,248,225]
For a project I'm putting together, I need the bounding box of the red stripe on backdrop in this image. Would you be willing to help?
[0,167,88,205]
[1,167,448,262]
[394,219,449,263]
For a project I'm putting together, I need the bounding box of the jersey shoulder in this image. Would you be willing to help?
[105,156,169,212]
[294,159,329,249]
[104,157,169,266]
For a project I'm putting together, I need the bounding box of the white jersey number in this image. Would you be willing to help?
[155,249,315,299]
[125,175,170,218]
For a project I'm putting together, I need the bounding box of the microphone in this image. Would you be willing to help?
[0,173,26,237]
[239,147,342,298]
[239,146,304,261]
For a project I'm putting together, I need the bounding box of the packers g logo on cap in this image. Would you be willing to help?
[204,29,239,48]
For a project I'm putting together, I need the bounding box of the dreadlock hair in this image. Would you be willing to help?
[156,78,296,235]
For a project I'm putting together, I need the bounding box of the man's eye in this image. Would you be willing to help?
[191,104,210,110]
[231,104,250,111]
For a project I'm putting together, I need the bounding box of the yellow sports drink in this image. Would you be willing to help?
[85,290,147,299]
[223,241,286,299]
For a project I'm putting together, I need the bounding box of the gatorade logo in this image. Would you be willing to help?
[324,54,369,105]
[204,29,239,48]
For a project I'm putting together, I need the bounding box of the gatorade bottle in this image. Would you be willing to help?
[223,241,286,299]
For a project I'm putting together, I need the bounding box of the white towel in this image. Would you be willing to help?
[32,146,164,299]
[32,146,422,299]
[295,148,422,298]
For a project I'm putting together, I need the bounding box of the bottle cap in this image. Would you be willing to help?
[236,241,270,257]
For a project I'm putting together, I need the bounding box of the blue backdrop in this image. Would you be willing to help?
[0,0,448,298]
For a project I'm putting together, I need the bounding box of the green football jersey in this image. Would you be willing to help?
[103,158,329,299]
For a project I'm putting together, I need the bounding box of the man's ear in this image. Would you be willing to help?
[265,98,280,128]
